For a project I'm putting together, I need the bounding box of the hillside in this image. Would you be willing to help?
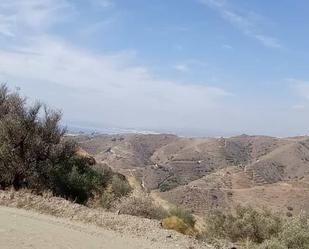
[76,133,309,215]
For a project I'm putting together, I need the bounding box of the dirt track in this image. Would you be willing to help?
[0,206,177,249]
[0,190,210,249]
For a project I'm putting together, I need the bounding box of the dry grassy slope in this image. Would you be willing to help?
[77,135,235,189]
[75,134,309,214]
[246,137,309,183]
[160,137,309,214]
[77,134,177,175]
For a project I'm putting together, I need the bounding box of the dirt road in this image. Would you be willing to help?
[0,206,174,249]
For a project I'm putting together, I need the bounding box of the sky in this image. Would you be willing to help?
[0,0,309,136]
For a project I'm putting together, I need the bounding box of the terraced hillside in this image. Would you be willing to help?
[75,134,309,214]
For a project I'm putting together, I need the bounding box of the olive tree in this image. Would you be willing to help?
[0,84,106,203]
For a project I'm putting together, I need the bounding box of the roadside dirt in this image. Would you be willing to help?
[0,190,211,249]
[0,206,178,249]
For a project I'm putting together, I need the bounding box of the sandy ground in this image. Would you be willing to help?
[0,190,212,249]
[0,206,180,249]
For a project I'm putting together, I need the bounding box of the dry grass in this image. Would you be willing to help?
[162,216,196,236]
[169,207,196,227]
[116,195,168,220]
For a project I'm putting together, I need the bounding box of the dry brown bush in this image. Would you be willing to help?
[169,207,196,227]
[116,195,168,220]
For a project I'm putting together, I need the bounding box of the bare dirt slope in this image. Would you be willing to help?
[74,134,309,214]
[76,134,295,190]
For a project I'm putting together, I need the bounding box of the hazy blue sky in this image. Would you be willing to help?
[0,0,309,136]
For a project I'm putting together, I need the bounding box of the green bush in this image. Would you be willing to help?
[159,176,181,192]
[99,174,131,209]
[51,156,108,203]
[205,206,283,243]
[0,84,121,204]
[111,175,131,198]
[204,206,309,249]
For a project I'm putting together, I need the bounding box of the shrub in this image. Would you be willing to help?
[100,191,115,209]
[204,206,309,249]
[0,84,71,189]
[279,217,309,249]
[204,206,283,243]
[111,175,131,198]
[162,216,196,236]
[0,84,117,204]
[251,238,287,249]
[159,176,181,192]
[116,196,168,220]
[169,207,196,227]
[98,174,131,209]
[51,156,107,203]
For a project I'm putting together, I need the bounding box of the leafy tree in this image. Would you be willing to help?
[0,84,108,203]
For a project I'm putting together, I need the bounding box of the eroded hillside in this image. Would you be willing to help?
[75,134,309,215]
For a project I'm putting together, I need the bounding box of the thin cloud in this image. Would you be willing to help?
[0,0,74,37]
[92,0,114,8]
[0,0,230,131]
[0,24,14,37]
[288,78,309,101]
[173,64,190,72]
[291,104,306,111]
[79,18,116,37]
[252,34,281,49]
[222,44,232,49]
[0,37,229,129]
[198,0,282,48]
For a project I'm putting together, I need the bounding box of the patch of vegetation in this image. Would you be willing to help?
[277,216,309,249]
[100,174,131,209]
[159,176,181,192]
[204,206,309,249]
[205,206,283,243]
[115,196,197,235]
[116,195,168,220]
[51,156,108,203]
[161,207,196,235]
[0,84,130,204]
[250,238,287,249]
[111,175,131,198]
[169,206,196,227]
[161,216,196,236]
